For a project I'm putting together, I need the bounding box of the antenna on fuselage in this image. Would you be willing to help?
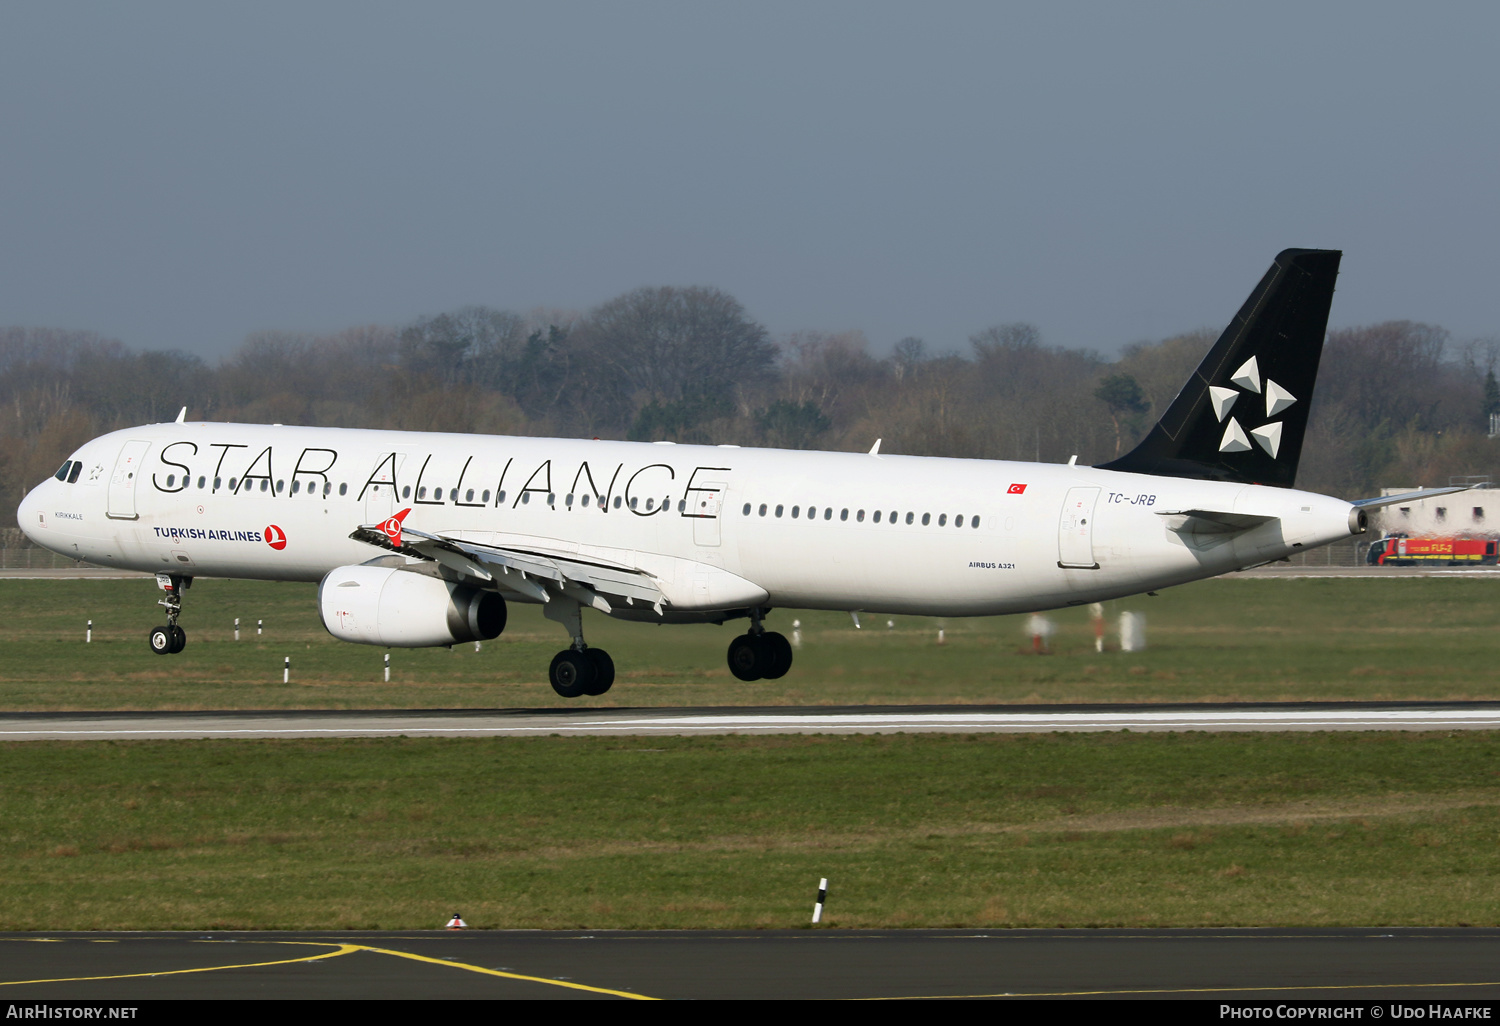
[868,438,881,455]
[174,407,187,424]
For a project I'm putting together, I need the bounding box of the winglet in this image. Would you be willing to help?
[379,507,413,548]
[175,406,187,424]
[868,438,881,455]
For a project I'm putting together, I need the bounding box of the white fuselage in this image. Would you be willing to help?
[18,422,1358,618]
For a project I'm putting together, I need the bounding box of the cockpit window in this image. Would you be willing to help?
[68,462,82,483]
[53,461,72,482]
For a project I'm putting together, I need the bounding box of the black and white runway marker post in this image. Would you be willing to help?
[812,878,827,924]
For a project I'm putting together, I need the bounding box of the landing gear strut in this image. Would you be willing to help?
[727,608,792,682]
[543,597,614,698]
[149,573,190,655]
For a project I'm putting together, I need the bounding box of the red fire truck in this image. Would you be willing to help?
[1366,535,1499,565]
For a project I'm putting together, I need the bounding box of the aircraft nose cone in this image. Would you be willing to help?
[17,484,45,545]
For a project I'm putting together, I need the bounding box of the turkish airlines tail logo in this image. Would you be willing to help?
[380,508,412,548]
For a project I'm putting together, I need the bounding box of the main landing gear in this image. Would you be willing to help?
[543,597,615,699]
[726,609,792,682]
[148,573,190,655]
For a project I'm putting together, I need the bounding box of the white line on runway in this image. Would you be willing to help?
[3,708,1499,740]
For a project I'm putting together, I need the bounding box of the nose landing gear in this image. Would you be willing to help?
[149,573,190,655]
[726,608,792,682]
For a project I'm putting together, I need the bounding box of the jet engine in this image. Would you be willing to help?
[318,564,507,647]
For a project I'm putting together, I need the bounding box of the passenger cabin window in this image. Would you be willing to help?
[791,506,800,518]
[922,513,931,526]
[775,504,784,518]
[874,511,882,523]
[939,514,947,526]
[857,510,865,522]
[1436,507,1447,522]
[823,508,832,520]
[338,483,347,496]
[743,503,752,516]
[905,512,914,525]
[758,503,767,516]
[840,509,848,521]
[197,476,206,489]
[1474,507,1485,521]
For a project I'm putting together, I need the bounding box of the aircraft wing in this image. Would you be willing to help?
[349,523,668,614]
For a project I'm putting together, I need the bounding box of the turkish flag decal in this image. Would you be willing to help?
[1008,483,1027,494]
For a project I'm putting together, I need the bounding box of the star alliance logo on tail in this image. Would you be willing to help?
[1209,355,1296,459]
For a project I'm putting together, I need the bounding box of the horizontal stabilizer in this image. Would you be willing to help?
[1156,508,1277,534]
[1351,486,1470,511]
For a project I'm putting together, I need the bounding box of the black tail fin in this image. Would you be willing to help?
[1097,248,1341,488]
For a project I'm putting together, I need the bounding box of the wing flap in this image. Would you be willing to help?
[350,523,668,608]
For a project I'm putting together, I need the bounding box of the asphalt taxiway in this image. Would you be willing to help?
[3,930,1499,1000]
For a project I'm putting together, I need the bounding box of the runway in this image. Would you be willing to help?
[3,929,1499,1000]
[3,702,1499,740]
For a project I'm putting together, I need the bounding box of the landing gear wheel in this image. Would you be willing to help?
[760,631,793,679]
[148,626,173,656]
[169,625,187,654]
[727,634,766,681]
[549,649,599,699]
[583,649,615,696]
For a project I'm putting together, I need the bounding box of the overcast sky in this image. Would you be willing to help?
[1,2,1495,359]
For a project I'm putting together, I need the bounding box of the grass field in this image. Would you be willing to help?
[2,732,1497,930]
[5,575,1498,930]
[1,576,1498,709]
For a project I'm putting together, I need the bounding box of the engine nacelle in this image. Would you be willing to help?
[318,564,507,647]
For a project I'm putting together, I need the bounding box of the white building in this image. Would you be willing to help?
[1373,481,1496,538]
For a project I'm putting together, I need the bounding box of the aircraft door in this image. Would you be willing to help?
[692,481,726,546]
[1057,486,1101,569]
[106,440,152,520]
[362,453,406,525]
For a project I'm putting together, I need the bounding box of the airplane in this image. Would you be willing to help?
[17,249,1453,698]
